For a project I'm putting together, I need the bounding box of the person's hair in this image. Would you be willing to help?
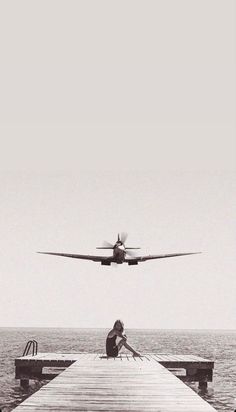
[113,319,124,333]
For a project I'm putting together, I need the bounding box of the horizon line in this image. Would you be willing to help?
[0,326,236,331]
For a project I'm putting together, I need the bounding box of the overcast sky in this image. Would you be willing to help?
[0,0,235,329]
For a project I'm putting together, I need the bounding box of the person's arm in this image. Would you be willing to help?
[107,329,127,340]
[116,330,127,340]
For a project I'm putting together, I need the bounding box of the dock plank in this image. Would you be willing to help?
[14,354,216,411]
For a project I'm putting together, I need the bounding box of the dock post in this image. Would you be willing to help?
[199,380,208,389]
[16,364,43,387]
[185,366,212,389]
[20,379,29,388]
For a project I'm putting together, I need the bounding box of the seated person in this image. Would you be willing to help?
[106,319,141,357]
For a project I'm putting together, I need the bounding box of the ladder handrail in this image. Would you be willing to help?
[23,340,38,356]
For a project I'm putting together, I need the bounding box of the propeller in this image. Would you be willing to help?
[96,240,114,249]
[120,232,140,255]
[125,249,136,257]
[97,233,140,253]
[120,232,128,244]
[102,240,114,248]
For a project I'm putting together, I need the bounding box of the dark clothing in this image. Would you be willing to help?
[106,334,119,357]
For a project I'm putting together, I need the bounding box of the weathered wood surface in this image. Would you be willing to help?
[15,352,214,384]
[14,353,216,411]
[15,352,214,370]
[16,352,213,363]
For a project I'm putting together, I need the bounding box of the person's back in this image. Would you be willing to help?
[106,330,118,357]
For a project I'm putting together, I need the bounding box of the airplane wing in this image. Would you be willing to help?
[125,252,201,265]
[37,252,113,265]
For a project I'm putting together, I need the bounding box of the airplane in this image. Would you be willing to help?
[38,233,200,266]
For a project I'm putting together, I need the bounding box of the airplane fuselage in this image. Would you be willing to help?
[113,243,126,263]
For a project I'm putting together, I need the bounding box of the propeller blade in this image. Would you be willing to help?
[120,232,128,244]
[102,240,114,248]
[125,249,136,257]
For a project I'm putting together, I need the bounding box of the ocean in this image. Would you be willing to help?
[0,328,235,411]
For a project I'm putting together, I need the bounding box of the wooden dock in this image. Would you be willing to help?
[14,353,216,411]
[15,352,214,388]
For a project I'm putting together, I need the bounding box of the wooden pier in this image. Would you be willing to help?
[14,353,216,411]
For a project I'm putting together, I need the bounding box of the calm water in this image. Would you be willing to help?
[0,328,236,411]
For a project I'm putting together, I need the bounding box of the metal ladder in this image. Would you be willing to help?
[22,339,38,356]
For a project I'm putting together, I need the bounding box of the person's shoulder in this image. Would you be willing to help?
[107,328,116,338]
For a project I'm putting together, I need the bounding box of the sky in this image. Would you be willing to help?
[0,0,235,329]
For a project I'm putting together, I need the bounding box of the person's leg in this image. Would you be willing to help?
[117,338,140,356]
